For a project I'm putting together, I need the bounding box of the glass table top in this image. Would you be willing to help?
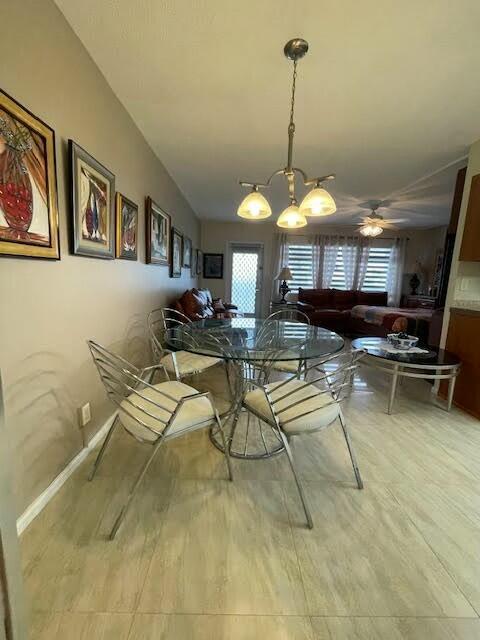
[351,336,461,367]
[165,317,344,362]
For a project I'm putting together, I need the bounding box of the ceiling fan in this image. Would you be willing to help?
[357,203,408,237]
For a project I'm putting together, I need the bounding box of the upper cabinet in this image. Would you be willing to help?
[459,173,480,261]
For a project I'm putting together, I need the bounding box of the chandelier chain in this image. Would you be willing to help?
[289,60,298,128]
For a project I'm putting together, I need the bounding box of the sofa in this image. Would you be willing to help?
[297,288,388,334]
[173,288,239,321]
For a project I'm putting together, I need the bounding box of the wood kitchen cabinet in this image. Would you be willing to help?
[442,308,480,419]
[459,173,480,261]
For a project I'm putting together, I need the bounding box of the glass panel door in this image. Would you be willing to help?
[229,244,263,316]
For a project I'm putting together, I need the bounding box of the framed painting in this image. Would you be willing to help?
[171,227,183,278]
[204,252,223,279]
[191,247,197,277]
[0,89,60,259]
[146,196,170,265]
[69,140,115,258]
[183,235,192,268]
[196,249,202,275]
[115,192,138,260]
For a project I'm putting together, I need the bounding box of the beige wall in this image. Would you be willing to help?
[0,0,199,515]
[200,221,446,314]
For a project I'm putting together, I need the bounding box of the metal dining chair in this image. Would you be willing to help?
[87,340,233,539]
[234,348,365,528]
[264,308,311,378]
[148,308,222,381]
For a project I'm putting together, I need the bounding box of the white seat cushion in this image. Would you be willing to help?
[244,379,339,434]
[119,380,215,442]
[161,351,221,377]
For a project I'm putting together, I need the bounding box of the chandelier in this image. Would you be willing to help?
[237,38,337,229]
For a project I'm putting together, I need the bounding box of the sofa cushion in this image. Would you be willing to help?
[298,288,332,308]
[331,289,356,310]
[356,291,388,306]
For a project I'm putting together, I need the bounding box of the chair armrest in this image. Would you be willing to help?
[297,301,314,312]
[224,303,238,310]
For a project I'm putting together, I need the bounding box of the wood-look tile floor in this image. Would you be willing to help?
[22,364,480,639]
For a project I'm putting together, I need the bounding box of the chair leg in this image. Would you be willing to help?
[338,409,363,490]
[88,414,119,482]
[215,411,233,481]
[109,436,165,540]
[278,431,313,529]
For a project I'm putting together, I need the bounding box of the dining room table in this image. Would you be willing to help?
[165,317,344,459]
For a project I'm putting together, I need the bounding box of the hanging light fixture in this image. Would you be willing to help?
[359,222,383,237]
[236,38,336,228]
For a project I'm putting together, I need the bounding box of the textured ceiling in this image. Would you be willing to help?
[55,0,480,227]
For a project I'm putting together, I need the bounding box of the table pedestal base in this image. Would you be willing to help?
[210,411,285,459]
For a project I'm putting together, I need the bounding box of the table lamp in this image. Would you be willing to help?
[276,267,293,302]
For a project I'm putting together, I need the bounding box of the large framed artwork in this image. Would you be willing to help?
[183,235,192,268]
[203,252,224,279]
[191,248,197,277]
[146,196,170,265]
[69,140,115,258]
[0,89,60,259]
[171,227,183,278]
[115,192,138,260]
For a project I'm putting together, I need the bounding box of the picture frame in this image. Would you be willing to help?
[115,192,138,260]
[170,227,183,278]
[146,196,170,265]
[191,248,197,278]
[203,252,223,279]
[69,140,115,258]
[0,89,60,259]
[196,249,202,275]
[183,235,192,268]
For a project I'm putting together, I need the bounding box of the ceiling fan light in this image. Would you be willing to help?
[299,186,336,217]
[360,223,383,237]
[277,204,308,229]
[237,190,272,220]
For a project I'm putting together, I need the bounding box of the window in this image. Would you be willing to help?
[361,245,392,292]
[286,244,314,292]
[286,240,393,293]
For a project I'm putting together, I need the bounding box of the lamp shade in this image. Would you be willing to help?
[276,204,307,229]
[299,186,336,217]
[360,223,383,237]
[276,266,293,281]
[237,190,272,220]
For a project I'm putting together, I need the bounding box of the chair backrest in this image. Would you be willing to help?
[261,349,365,427]
[87,340,184,439]
[148,307,191,359]
[266,308,311,324]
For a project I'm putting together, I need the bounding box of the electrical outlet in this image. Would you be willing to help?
[78,402,91,427]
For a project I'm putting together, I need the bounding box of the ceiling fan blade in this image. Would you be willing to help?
[383,217,409,224]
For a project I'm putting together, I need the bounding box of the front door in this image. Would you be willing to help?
[228,243,264,317]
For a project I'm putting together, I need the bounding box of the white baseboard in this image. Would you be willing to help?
[16,412,116,535]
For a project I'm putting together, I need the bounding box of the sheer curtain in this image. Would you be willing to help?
[387,237,408,305]
[341,236,371,290]
[354,238,370,290]
[313,234,339,288]
[270,232,288,298]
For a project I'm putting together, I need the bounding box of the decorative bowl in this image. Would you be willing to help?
[387,333,419,350]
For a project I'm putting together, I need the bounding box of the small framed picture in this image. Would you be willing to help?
[204,252,223,279]
[146,197,170,265]
[196,249,202,275]
[183,235,192,267]
[69,140,115,259]
[170,227,183,277]
[115,192,138,260]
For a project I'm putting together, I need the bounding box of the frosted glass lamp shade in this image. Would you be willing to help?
[299,186,336,217]
[360,223,383,237]
[276,204,307,229]
[237,190,272,220]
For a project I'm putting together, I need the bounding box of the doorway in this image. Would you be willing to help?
[227,243,264,317]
